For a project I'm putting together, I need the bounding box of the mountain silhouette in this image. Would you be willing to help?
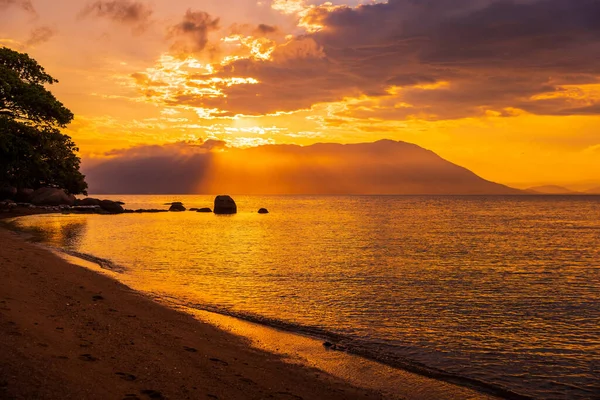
[525,185,580,194]
[85,139,523,195]
[585,186,600,194]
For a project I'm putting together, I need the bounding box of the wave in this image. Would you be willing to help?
[157,295,534,400]
[53,248,127,273]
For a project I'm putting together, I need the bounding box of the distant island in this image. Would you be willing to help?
[84,140,524,195]
[526,185,600,195]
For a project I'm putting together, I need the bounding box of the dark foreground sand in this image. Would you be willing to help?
[0,225,385,400]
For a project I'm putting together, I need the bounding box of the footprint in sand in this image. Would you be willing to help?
[78,354,98,362]
[92,295,104,301]
[273,393,303,400]
[209,358,229,366]
[116,372,137,381]
[140,389,164,399]
[183,346,197,353]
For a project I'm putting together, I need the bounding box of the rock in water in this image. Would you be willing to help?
[169,202,186,212]
[197,208,212,213]
[99,200,124,214]
[77,198,102,206]
[30,187,75,206]
[213,195,237,214]
[258,208,269,214]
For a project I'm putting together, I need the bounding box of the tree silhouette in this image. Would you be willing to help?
[0,47,87,194]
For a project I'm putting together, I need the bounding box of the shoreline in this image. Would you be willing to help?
[1,211,501,399]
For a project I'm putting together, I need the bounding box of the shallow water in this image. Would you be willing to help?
[11,195,600,399]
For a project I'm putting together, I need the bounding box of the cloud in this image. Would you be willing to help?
[255,24,278,35]
[26,26,56,47]
[135,0,600,120]
[168,9,220,56]
[0,0,35,14]
[104,139,227,158]
[80,0,153,32]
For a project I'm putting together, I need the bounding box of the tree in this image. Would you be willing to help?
[0,47,87,194]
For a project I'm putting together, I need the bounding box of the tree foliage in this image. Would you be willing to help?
[0,47,87,194]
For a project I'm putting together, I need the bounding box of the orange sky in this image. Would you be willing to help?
[2,0,600,189]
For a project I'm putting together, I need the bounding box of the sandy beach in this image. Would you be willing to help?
[0,222,386,400]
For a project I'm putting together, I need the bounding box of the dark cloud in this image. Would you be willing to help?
[0,0,35,14]
[80,0,153,32]
[168,10,220,56]
[255,24,277,35]
[26,26,56,47]
[152,0,600,119]
[104,139,227,157]
[83,140,521,194]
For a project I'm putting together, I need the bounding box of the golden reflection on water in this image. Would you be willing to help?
[11,195,600,400]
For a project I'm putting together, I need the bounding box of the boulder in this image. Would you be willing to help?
[30,187,75,206]
[99,200,124,214]
[213,195,237,214]
[197,207,212,213]
[77,197,102,206]
[0,200,17,210]
[0,186,17,200]
[258,208,269,214]
[15,188,34,202]
[169,203,186,212]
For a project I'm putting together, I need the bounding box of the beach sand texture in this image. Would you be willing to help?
[0,227,383,400]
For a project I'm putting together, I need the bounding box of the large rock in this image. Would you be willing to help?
[72,206,101,214]
[77,197,102,206]
[30,187,75,206]
[169,202,186,212]
[15,188,34,202]
[99,200,124,214]
[197,207,212,213]
[0,186,17,200]
[258,208,269,214]
[214,195,237,214]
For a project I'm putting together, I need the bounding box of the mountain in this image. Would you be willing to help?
[84,139,523,195]
[585,187,600,194]
[525,185,581,194]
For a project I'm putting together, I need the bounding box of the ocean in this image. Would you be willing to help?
[9,195,600,399]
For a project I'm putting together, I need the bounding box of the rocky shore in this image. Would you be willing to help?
[1,188,270,216]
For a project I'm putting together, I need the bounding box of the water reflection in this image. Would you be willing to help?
[11,195,600,400]
[17,215,88,249]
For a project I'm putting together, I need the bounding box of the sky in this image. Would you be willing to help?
[1,0,600,189]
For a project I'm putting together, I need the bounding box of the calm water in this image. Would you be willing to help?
[11,195,600,399]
